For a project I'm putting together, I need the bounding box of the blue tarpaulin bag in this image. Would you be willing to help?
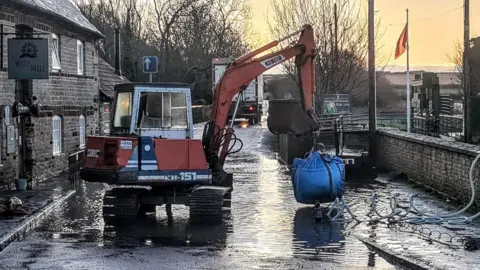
[291,151,345,204]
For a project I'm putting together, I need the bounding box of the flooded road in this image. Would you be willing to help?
[2,121,478,269]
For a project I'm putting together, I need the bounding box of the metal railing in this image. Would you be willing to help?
[316,113,408,155]
[317,113,408,131]
[333,117,344,155]
[413,115,463,139]
[317,112,464,143]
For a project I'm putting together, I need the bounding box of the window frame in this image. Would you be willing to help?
[51,33,61,71]
[77,40,84,75]
[79,115,86,149]
[113,91,133,128]
[52,115,62,156]
[137,92,188,129]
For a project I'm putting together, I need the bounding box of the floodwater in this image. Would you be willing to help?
[0,120,479,269]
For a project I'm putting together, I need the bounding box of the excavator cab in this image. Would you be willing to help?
[267,98,319,135]
[111,83,194,139]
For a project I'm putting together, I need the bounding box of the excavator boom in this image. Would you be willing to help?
[202,24,319,180]
[211,25,317,130]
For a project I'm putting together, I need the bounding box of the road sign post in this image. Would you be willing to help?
[143,56,158,82]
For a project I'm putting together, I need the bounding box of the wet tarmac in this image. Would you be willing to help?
[0,121,479,269]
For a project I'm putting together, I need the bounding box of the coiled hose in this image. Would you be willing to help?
[326,152,480,225]
[202,121,244,162]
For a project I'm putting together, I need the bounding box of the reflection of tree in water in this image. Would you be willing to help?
[293,207,345,259]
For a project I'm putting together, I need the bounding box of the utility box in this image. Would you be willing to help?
[6,125,16,154]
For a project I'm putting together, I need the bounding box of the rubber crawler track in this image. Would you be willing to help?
[189,187,228,224]
[102,187,147,222]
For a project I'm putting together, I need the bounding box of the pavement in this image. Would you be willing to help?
[0,122,480,269]
[0,175,75,252]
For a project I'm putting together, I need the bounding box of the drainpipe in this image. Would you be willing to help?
[114,28,122,76]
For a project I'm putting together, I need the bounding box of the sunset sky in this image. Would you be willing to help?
[249,0,479,70]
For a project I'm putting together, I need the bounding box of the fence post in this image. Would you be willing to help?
[334,119,339,155]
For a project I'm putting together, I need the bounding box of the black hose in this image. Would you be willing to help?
[202,121,244,166]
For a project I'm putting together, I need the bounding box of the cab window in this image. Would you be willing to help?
[137,92,187,129]
[113,92,132,128]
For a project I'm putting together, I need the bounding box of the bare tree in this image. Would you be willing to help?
[172,0,252,100]
[208,0,252,56]
[76,0,146,80]
[77,0,252,101]
[351,72,401,109]
[146,0,196,79]
[446,40,464,100]
[268,0,387,113]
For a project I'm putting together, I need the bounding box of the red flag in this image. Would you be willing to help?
[395,24,408,59]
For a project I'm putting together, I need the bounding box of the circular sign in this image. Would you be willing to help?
[144,145,151,151]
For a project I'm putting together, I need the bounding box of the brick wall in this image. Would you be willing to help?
[377,129,480,204]
[0,3,101,187]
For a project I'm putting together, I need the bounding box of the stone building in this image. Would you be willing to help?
[0,0,104,188]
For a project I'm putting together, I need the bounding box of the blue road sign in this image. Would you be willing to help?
[143,56,158,73]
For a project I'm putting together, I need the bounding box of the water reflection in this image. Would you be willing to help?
[251,155,294,257]
[37,181,105,235]
[292,207,345,260]
[103,217,231,249]
[38,179,232,249]
[27,123,399,268]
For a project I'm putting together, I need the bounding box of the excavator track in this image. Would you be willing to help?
[102,187,148,223]
[189,186,229,223]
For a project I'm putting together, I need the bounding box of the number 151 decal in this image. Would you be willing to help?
[179,172,197,180]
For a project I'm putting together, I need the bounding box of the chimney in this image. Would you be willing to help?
[114,28,122,76]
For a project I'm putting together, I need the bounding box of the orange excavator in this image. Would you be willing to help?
[80,24,319,223]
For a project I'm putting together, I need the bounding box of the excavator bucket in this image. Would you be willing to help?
[267,99,319,135]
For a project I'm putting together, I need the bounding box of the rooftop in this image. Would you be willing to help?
[11,0,103,37]
[98,58,129,99]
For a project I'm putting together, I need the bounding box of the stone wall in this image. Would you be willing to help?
[377,129,480,203]
[0,3,101,188]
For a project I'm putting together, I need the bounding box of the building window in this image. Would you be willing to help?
[52,115,62,155]
[79,115,86,149]
[52,33,61,70]
[77,40,84,75]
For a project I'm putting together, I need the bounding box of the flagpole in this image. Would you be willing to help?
[406,8,411,133]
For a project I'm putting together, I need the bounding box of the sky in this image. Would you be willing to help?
[249,0,478,72]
